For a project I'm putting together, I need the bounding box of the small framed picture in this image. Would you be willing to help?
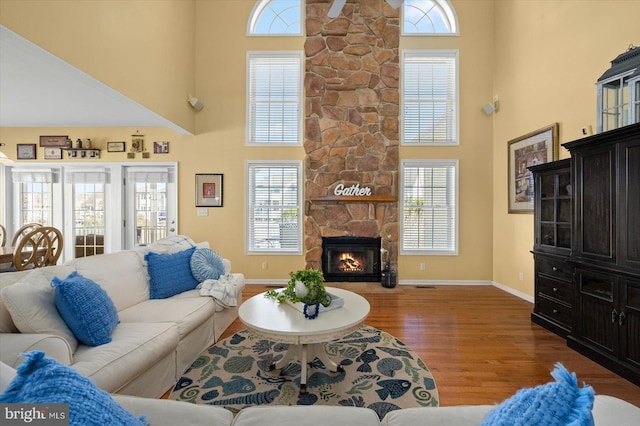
[195,174,223,207]
[131,133,144,152]
[107,141,126,152]
[39,135,70,147]
[44,147,63,160]
[17,144,37,160]
[153,141,169,153]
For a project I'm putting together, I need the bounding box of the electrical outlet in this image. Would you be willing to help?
[262,262,268,270]
[420,262,426,271]
[197,208,208,217]
[519,272,524,281]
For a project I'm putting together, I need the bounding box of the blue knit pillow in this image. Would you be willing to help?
[190,248,225,282]
[0,351,147,426]
[52,272,119,346]
[480,363,594,426]
[146,247,198,299]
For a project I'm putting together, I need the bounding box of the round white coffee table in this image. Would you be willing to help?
[238,287,370,393]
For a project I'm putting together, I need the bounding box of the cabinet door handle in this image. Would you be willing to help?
[552,287,558,292]
[552,309,559,314]
[611,309,618,324]
[619,311,626,326]
[552,266,559,272]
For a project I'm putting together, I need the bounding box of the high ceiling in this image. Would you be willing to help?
[0,25,189,135]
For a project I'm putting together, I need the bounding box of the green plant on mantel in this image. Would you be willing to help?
[265,268,331,306]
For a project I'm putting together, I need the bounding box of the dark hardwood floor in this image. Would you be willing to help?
[219,283,640,408]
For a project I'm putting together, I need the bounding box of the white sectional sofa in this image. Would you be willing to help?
[0,237,245,398]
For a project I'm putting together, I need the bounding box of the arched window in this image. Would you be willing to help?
[402,0,458,35]
[248,0,302,36]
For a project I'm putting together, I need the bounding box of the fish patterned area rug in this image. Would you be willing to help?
[170,325,439,419]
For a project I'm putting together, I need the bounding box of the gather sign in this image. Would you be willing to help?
[333,183,372,197]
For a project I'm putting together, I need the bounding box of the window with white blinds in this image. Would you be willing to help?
[402,50,458,145]
[247,52,303,145]
[246,161,302,254]
[401,160,458,255]
[12,168,56,226]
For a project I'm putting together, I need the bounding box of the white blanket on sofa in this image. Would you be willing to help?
[199,276,238,311]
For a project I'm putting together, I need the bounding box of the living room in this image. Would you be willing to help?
[1,0,639,423]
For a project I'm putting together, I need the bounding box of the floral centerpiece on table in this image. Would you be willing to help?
[265,268,331,319]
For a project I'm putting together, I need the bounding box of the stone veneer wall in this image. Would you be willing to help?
[304,0,399,273]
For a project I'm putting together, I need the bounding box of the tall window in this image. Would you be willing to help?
[248,0,302,36]
[401,160,458,255]
[126,168,171,246]
[66,170,107,258]
[402,0,458,35]
[402,50,458,145]
[247,52,303,145]
[247,161,302,254]
[11,169,55,226]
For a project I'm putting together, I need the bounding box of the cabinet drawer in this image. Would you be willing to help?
[537,257,572,281]
[538,275,573,305]
[537,298,573,328]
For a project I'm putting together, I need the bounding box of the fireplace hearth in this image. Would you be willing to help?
[322,236,381,282]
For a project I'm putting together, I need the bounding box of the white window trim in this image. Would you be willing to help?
[246,51,304,146]
[401,0,459,36]
[247,0,304,36]
[400,159,459,255]
[245,159,303,255]
[401,49,459,146]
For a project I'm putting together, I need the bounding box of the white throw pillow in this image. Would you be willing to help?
[1,267,78,352]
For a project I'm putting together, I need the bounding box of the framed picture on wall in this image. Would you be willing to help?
[195,173,223,207]
[17,144,37,160]
[507,123,559,213]
[44,147,63,160]
[39,135,70,147]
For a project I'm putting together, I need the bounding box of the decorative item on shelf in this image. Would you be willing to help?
[381,234,397,288]
[265,269,335,319]
[75,138,82,149]
[131,132,144,153]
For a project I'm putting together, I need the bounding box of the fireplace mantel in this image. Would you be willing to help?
[309,195,397,203]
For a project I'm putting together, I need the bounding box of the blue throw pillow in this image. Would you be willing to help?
[190,247,225,282]
[52,271,119,346]
[146,247,198,299]
[480,363,594,426]
[0,351,148,426]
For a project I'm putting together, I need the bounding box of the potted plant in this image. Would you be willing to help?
[265,268,331,319]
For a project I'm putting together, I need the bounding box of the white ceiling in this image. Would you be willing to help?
[0,25,190,135]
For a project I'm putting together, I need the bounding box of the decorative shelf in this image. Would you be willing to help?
[309,195,397,203]
[62,148,101,159]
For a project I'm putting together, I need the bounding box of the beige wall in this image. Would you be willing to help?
[491,0,640,295]
[2,0,635,289]
[0,0,197,134]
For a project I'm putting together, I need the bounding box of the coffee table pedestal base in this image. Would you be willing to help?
[269,343,344,394]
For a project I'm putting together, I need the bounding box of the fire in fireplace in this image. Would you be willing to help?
[322,236,381,282]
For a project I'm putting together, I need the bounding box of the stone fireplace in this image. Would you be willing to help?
[304,0,399,278]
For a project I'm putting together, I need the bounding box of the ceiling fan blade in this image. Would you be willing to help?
[386,0,404,9]
[328,0,347,18]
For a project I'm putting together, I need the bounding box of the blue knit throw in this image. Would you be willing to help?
[480,363,594,426]
[0,351,148,426]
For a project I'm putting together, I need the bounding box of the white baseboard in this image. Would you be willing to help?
[398,280,491,286]
[491,281,534,304]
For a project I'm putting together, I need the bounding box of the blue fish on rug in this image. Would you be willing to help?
[222,375,256,395]
[375,379,411,400]
[356,349,380,372]
[173,376,192,391]
[203,376,223,389]
[303,369,347,389]
[207,389,280,406]
[377,346,414,359]
[208,345,229,358]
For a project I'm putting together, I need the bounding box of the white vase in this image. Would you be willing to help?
[294,280,308,298]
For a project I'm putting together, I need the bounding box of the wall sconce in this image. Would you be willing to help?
[188,94,204,111]
[483,95,500,115]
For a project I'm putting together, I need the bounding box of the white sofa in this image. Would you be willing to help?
[1,358,638,426]
[0,238,245,398]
